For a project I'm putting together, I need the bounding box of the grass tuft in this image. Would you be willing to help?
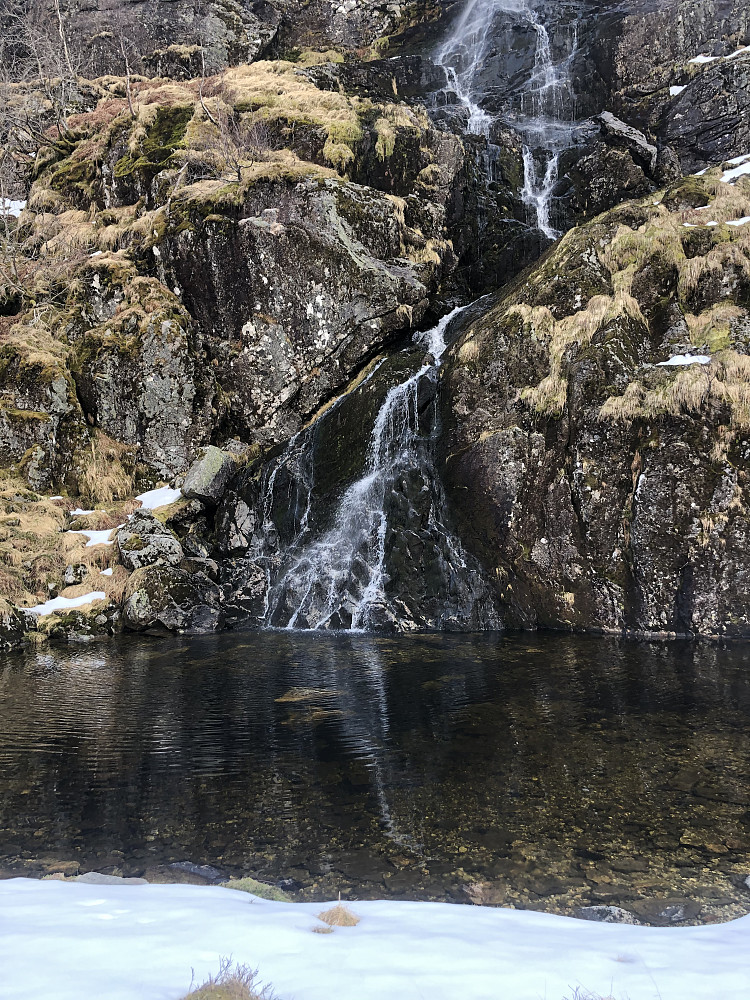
[220,878,292,902]
[316,902,360,927]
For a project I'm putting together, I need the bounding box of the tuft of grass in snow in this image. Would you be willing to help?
[316,902,360,927]
[182,960,276,1000]
[220,878,292,902]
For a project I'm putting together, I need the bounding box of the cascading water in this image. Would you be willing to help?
[223,308,499,633]
[434,0,580,239]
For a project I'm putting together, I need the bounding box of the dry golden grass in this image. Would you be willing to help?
[316,902,360,927]
[511,175,750,421]
[77,431,136,504]
[600,350,750,428]
[182,961,275,1000]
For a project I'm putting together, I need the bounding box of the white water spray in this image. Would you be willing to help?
[265,308,468,631]
[435,0,579,238]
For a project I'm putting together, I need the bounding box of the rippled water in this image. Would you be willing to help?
[1,633,749,923]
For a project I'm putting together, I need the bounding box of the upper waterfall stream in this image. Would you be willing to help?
[434,0,583,238]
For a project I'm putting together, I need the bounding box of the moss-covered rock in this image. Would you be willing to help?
[123,564,223,632]
[441,174,750,637]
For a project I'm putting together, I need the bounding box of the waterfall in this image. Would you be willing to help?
[262,307,483,631]
[222,305,499,632]
[434,0,580,238]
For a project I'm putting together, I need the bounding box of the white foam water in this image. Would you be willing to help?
[264,308,467,631]
[435,0,579,238]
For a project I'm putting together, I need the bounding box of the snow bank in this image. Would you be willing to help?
[722,154,750,184]
[0,880,748,1000]
[658,354,711,366]
[136,486,182,510]
[23,592,106,616]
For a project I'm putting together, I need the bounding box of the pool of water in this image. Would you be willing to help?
[1,632,749,923]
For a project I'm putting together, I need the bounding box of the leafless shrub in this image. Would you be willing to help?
[182,958,277,1000]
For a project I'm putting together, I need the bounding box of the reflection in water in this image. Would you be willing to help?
[0,633,749,922]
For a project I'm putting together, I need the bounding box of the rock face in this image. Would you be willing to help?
[116,510,184,570]
[61,0,282,76]
[441,172,750,638]
[123,564,223,631]
[610,0,750,170]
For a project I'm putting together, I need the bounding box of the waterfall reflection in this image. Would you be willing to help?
[1,634,749,917]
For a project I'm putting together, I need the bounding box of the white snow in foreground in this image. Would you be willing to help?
[136,486,182,509]
[727,216,750,227]
[66,527,118,546]
[22,592,106,616]
[0,880,748,1000]
[690,53,719,64]
[658,354,711,366]
[1,198,26,217]
[670,85,686,96]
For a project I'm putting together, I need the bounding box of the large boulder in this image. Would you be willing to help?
[116,511,184,570]
[0,599,27,649]
[123,565,223,632]
[182,446,238,505]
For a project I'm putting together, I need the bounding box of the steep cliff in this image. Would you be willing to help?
[441,170,750,637]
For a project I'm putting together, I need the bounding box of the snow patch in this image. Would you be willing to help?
[67,528,118,547]
[689,53,719,64]
[23,592,106,616]
[99,568,113,577]
[1,879,750,1000]
[727,217,750,227]
[670,85,686,96]
[1,198,26,217]
[726,45,750,60]
[658,354,711,367]
[136,486,182,509]
[722,155,750,184]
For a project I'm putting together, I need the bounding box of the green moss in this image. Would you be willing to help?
[47,157,99,201]
[220,877,291,901]
[0,406,50,423]
[120,535,145,551]
[116,106,193,182]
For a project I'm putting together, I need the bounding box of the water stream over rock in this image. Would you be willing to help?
[218,308,499,632]
[433,0,587,237]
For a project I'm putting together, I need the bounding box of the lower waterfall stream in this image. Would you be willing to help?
[222,308,499,632]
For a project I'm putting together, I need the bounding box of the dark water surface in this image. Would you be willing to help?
[1,632,749,923]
